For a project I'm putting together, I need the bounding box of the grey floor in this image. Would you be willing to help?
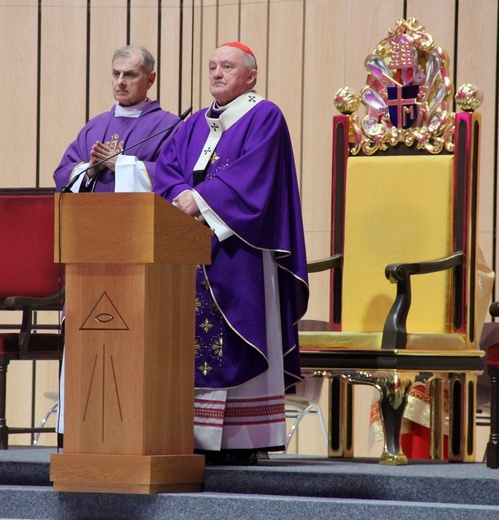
[2,447,499,519]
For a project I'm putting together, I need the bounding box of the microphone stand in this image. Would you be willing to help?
[61,106,192,193]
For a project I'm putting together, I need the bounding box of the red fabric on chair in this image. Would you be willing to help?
[0,194,63,299]
[401,423,449,460]
[0,189,64,449]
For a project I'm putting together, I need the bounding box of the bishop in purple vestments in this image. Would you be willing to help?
[154,42,309,464]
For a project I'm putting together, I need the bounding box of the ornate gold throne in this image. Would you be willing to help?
[299,19,493,465]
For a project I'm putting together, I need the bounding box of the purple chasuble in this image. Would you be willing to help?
[155,98,309,391]
[54,101,180,192]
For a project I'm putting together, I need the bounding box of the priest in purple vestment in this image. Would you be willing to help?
[53,45,181,194]
[154,42,309,465]
[53,45,180,439]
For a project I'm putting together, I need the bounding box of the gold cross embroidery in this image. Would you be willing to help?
[210,152,220,164]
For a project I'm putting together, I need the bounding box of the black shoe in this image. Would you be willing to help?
[195,448,259,466]
[194,449,225,465]
[219,449,259,466]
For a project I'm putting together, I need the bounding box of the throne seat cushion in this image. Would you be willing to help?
[299,330,466,351]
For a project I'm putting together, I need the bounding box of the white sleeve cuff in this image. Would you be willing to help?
[68,163,90,192]
[192,191,234,241]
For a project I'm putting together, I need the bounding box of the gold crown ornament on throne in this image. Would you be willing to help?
[335,18,483,155]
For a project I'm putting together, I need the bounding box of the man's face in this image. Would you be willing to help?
[208,46,257,106]
[112,52,156,107]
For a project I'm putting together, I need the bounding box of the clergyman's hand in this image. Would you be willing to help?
[172,190,201,219]
[88,141,119,176]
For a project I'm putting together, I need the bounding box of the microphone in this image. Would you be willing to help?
[61,106,192,193]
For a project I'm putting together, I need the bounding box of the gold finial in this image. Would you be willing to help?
[334,87,361,115]
[455,84,483,112]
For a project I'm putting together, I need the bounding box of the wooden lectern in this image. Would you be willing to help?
[50,193,213,494]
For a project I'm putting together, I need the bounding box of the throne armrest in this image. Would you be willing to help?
[381,252,464,349]
[3,288,65,311]
[0,289,65,356]
[307,254,343,273]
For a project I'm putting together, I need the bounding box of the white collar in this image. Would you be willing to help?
[192,91,264,172]
[114,98,150,118]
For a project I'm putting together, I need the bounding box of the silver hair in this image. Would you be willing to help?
[242,51,258,88]
[245,53,257,71]
[112,45,155,74]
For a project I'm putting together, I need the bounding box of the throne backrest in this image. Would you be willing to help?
[0,189,61,301]
[330,19,485,348]
[341,154,454,334]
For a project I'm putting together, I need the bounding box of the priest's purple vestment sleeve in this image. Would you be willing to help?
[154,99,309,391]
[53,101,180,192]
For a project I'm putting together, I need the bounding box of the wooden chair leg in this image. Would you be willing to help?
[0,360,9,449]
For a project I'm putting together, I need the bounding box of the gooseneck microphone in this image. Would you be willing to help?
[61,106,192,193]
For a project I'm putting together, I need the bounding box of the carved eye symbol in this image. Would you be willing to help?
[95,313,114,323]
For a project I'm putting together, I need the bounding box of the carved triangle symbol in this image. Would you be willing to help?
[80,291,129,331]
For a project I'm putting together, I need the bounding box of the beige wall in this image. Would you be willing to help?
[1,0,498,449]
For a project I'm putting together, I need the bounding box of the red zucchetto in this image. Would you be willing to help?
[218,41,255,57]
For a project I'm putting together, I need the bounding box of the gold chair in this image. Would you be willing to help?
[299,18,492,465]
